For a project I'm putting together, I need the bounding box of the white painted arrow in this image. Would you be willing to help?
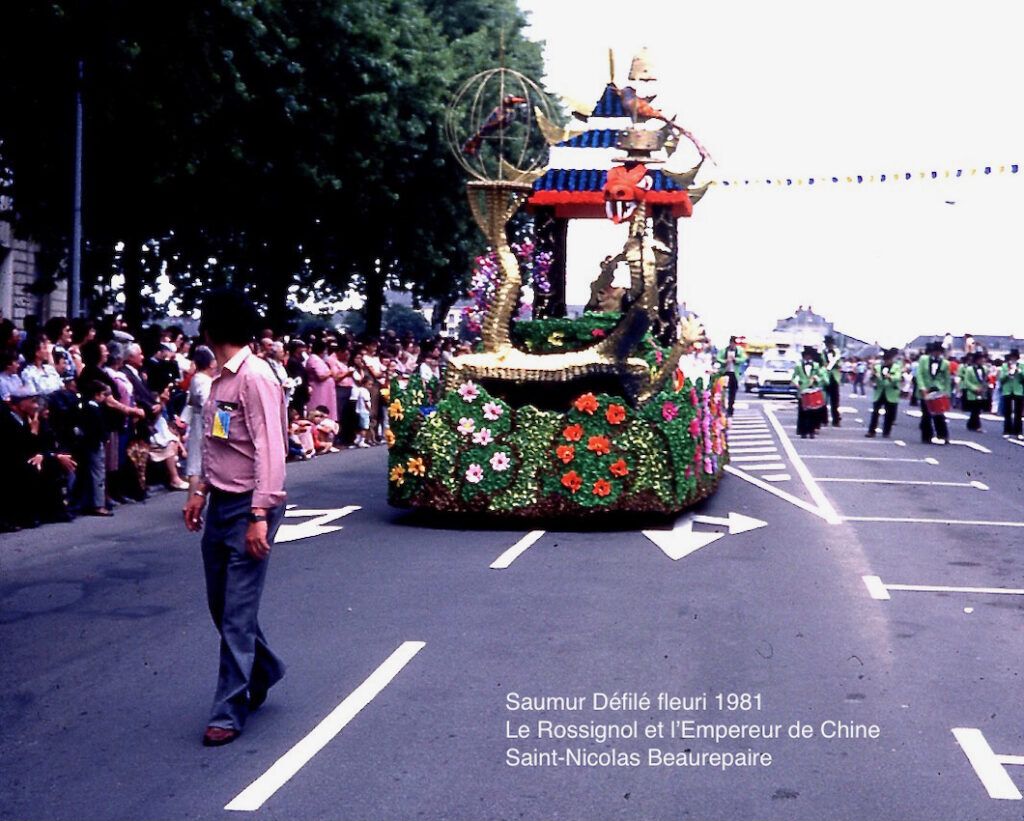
[643,512,767,560]
[692,512,769,535]
[275,506,361,543]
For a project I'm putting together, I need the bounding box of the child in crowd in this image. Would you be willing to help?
[288,406,316,460]
[76,381,112,516]
[351,376,373,448]
[310,405,340,454]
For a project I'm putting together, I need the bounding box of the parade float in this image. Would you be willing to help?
[387,52,728,517]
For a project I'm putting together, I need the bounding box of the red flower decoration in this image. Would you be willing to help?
[587,435,611,455]
[561,471,583,493]
[563,423,583,442]
[591,328,606,338]
[605,404,626,425]
[662,401,679,421]
[592,478,612,497]
[573,393,599,414]
[609,459,629,477]
[556,444,575,464]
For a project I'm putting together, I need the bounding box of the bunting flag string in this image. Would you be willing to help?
[710,163,1019,188]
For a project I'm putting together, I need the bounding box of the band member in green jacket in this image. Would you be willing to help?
[959,351,988,432]
[866,347,901,438]
[999,348,1023,438]
[716,336,747,417]
[792,346,826,439]
[822,335,843,427]
[916,340,952,444]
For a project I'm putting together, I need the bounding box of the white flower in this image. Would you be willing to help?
[489,451,510,472]
[457,417,476,436]
[482,401,503,420]
[472,427,493,445]
[465,463,484,484]
[458,381,480,403]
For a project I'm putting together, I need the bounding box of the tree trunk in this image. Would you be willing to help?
[122,234,144,330]
[363,268,385,337]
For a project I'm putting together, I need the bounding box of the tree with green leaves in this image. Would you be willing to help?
[1,0,546,332]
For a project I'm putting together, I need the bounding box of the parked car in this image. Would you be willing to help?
[756,356,799,398]
[743,355,764,392]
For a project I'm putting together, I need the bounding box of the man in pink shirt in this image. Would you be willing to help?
[183,289,288,747]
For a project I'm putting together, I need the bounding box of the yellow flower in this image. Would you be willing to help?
[389,465,405,485]
[384,429,396,447]
[547,331,565,347]
[388,400,404,421]
[406,456,426,476]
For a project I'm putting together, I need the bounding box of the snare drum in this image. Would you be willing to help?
[800,387,825,410]
[924,391,951,415]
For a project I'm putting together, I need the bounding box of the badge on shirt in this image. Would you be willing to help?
[212,401,238,439]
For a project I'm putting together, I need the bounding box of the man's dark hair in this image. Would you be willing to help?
[199,288,260,346]
[44,316,69,344]
[85,380,109,398]
[314,405,329,414]
[80,339,104,367]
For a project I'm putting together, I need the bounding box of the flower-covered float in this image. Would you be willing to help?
[388,54,728,518]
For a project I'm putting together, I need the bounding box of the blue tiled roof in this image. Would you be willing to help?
[533,168,685,192]
[557,129,620,149]
[592,84,626,117]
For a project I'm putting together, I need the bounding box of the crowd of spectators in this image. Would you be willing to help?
[0,311,468,533]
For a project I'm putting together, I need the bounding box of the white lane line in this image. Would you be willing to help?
[763,405,842,525]
[816,478,989,491]
[862,575,1024,600]
[741,463,788,471]
[724,465,834,522]
[982,413,1004,422]
[795,439,904,447]
[729,453,784,462]
[801,455,939,464]
[952,728,1024,800]
[763,474,792,482]
[729,446,779,454]
[947,439,993,453]
[727,434,774,440]
[490,531,546,569]
[1010,438,1024,449]
[225,641,426,812]
[844,516,1024,528]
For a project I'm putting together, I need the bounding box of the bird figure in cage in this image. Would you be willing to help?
[461,95,529,157]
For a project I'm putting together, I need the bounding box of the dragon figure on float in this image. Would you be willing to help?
[387,50,729,517]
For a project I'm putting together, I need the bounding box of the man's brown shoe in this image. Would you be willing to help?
[202,726,239,747]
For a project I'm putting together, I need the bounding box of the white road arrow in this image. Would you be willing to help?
[275,506,361,543]
[643,512,768,561]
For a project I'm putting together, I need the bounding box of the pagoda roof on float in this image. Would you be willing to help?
[527,83,692,219]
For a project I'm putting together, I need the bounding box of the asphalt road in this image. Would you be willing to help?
[2,386,1022,821]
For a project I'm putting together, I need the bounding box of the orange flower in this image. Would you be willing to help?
[593,478,612,497]
[605,403,626,425]
[563,423,584,442]
[556,444,575,464]
[609,458,629,477]
[587,435,610,455]
[573,393,599,414]
[561,470,583,493]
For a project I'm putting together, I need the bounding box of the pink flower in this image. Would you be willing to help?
[661,401,679,421]
[689,388,699,406]
[457,417,476,436]
[689,418,699,436]
[591,328,606,338]
[482,401,503,420]
[465,464,485,484]
[489,451,510,472]
[458,381,479,403]
[704,457,714,474]
[654,349,664,364]
[472,427,493,445]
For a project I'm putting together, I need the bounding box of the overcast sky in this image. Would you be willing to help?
[517,0,1023,347]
